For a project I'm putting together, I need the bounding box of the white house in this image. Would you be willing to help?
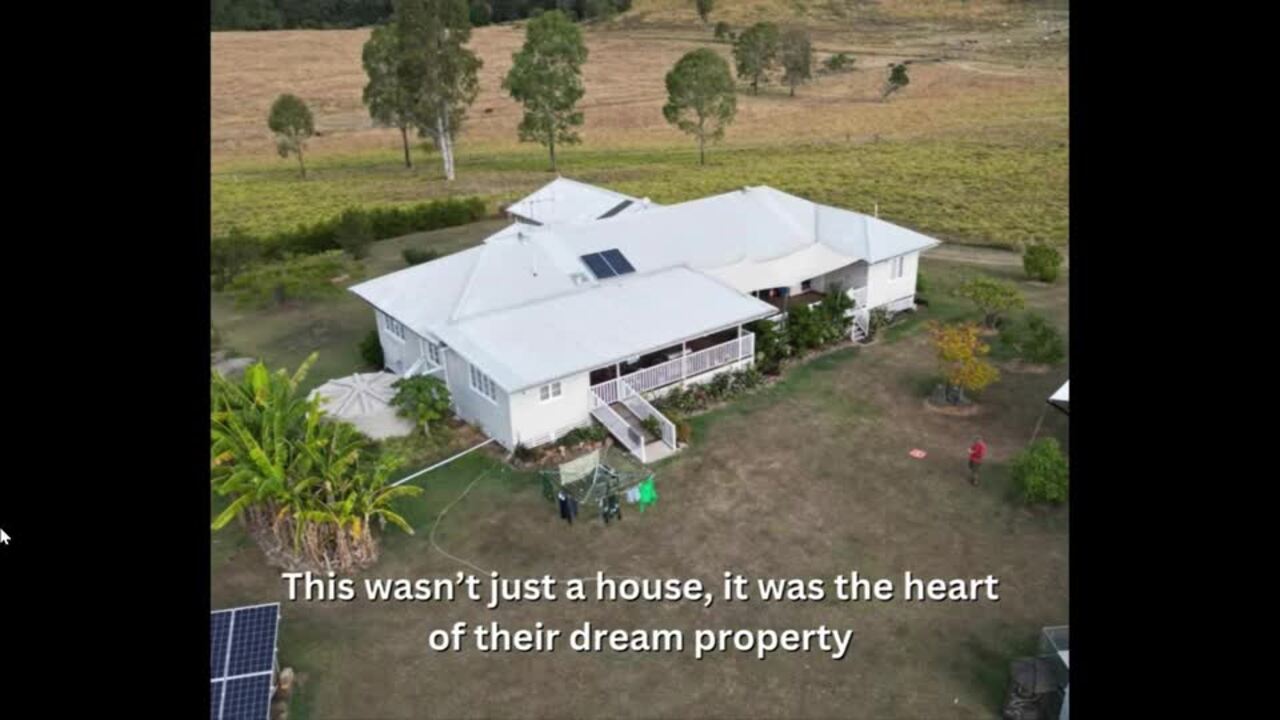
[350,179,939,463]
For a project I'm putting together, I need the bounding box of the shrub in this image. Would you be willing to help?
[916,270,929,295]
[714,21,732,40]
[558,424,607,447]
[1000,313,1065,365]
[228,250,353,308]
[1022,241,1063,283]
[390,375,453,436]
[928,321,999,403]
[823,52,854,73]
[1012,438,1069,504]
[640,416,661,439]
[866,307,890,341]
[218,197,487,268]
[360,330,384,368]
[675,417,693,444]
[747,319,788,374]
[211,227,264,290]
[335,209,374,259]
[403,247,440,266]
[513,443,537,463]
[956,275,1025,329]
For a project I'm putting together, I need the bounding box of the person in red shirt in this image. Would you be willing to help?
[968,436,987,486]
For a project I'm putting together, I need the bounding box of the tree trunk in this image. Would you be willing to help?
[752,76,759,95]
[296,143,307,179]
[790,83,795,97]
[548,134,557,172]
[400,125,412,169]
[436,110,455,182]
[698,134,705,166]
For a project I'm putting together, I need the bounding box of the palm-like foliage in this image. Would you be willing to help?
[211,354,421,571]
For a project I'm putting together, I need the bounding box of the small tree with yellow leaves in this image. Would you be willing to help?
[929,321,1000,404]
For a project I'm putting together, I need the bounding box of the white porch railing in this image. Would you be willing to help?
[592,331,755,400]
[620,380,677,451]
[404,356,443,378]
[590,392,647,462]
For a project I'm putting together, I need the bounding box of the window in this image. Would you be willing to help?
[469,364,498,402]
[424,339,441,366]
[539,381,562,402]
[383,313,406,341]
[889,256,905,280]
[801,279,812,291]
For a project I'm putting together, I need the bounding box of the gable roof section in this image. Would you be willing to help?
[505,177,646,226]
[434,266,777,392]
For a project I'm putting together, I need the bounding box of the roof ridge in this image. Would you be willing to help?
[445,264,698,329]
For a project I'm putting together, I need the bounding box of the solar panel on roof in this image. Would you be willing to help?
[600,249,635,275]
[211,603,280,720]
[580,253,616,279]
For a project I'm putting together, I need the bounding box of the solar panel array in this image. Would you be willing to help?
[579,248,636,280]
[211,603,280,720]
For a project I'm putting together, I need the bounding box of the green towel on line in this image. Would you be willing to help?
[638,476,657,511]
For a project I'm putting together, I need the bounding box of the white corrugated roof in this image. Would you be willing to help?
[435,266,777,391]
[505,177,651,225]
[352,180,941,387]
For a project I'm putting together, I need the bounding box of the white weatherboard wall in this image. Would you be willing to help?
[445,349,515,448]
[376,310,426,375]
[866,252,920,310]
[509,372,593,447]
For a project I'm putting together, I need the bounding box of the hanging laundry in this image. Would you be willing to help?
[601,494,622,524]
[557,491,573,524]
[625,485,641,504]
[637,476,658,512]
[566,495,579,524]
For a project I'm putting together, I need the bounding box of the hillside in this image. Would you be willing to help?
[211,0,1068,247]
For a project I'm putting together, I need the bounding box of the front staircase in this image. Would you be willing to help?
[589,379,679,464]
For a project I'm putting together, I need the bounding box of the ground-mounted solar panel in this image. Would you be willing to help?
[211,611,233,678]
[600,249,636,275]
[227,605,279,677]
[211,680,225,720]
[222,674,273,720]
[212,603,280,720]
[580,253,616,279]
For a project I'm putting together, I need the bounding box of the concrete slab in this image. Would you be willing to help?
[310,372,415,440]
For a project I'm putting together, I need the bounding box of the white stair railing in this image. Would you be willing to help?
[619,379,677,451]
[590,389,646,462]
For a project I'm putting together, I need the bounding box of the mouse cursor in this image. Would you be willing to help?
[0,529,10,545]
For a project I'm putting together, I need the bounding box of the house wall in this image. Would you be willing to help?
[444,349,516,449]
[866,252,920,311]
[509,372,594,448]
[375,310,427,376]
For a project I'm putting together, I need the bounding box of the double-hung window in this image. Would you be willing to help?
[889,256,905,280]
[539,382,562,402]
[424,339,441,366]
[469,364,498,402]
[383,313,407,342]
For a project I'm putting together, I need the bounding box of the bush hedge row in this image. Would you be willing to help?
[259,197,488,259]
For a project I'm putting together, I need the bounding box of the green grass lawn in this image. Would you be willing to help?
[214,135,1067,249]
[211,218,510,395]
[210,269,1068,717]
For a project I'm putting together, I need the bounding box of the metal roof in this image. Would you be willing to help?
[434,266,777,392]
